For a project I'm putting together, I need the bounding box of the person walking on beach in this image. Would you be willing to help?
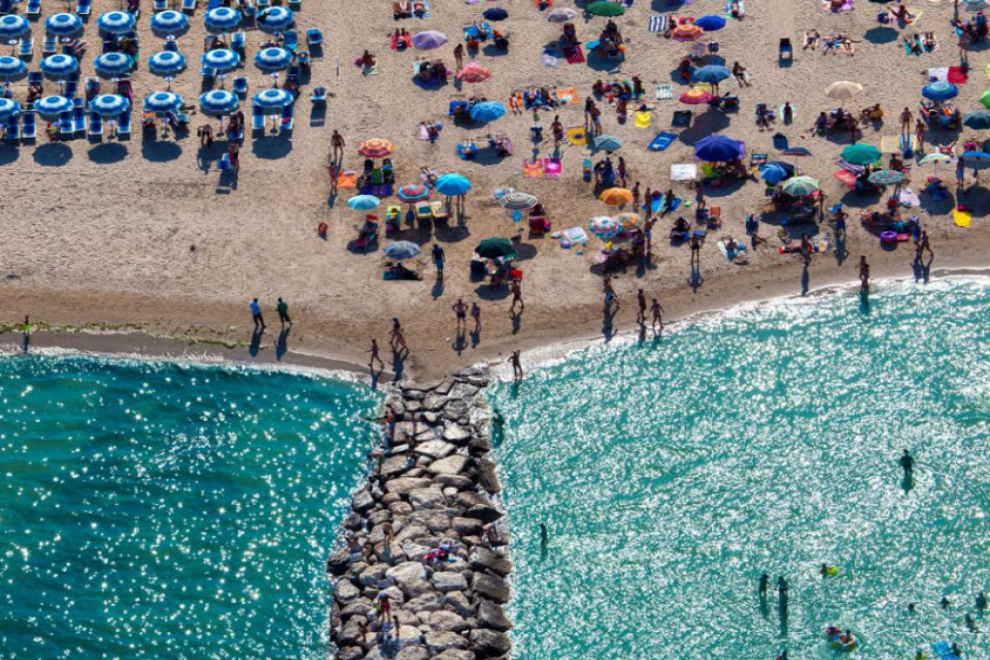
[958,28,971,63]
[390,318,408,353]
[367,338,385,370]
[471,302,482,333]
[331,130,345,162]
[453,298,468,331]
[276,297,292,328]
[900,107,913,136]
[454,43,464,70]
[509,349,523,381]
[859,256,870,292]
[801,234,813,266]
[20,315,31,354]
[651,298,665,335]
[603,273,619,313]
[636,289,647,324]
[250,298,265,331]
[509,279,524,314]
[915,119,927,153]
[690,233,703,266]
[432,243,446,276]
[900,449,915,474]
[916,230,933,261]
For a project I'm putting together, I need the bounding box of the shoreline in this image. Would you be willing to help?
[6,262,988,384]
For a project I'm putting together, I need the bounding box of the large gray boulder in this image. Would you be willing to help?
[468,629,511,657]
[472,574,510,604]
[432,571,468,593]
[428,455,470,476]
[476,599,512,632]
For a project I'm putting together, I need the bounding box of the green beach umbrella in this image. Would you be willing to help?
[587,1,625,16]
[780,176,819,197]
[841,144,881,166]
[980,89,990,110]
[475,237,516,259]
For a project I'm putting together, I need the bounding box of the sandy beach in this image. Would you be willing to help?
[1,0,988,381]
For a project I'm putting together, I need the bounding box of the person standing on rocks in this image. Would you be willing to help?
[376,592,392,625]
[509,350,523,381]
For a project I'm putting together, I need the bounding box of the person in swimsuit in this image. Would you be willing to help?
[471,302,481,332]
[636,289,647,324]
[509,280,524,314]
[859,256,870,292]
[509,350,523,381]
[916,231,933,261]
[777,576,789,611]
[900,449,914,474]
[603,274,619,313]
[390,317,408,353]
[651,298,665,335]
[690,233,703,266]
[759,573,769,599]
[452,298,468,330]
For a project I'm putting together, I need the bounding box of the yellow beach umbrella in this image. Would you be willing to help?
[613,212,642,230]
[599,188,633,206]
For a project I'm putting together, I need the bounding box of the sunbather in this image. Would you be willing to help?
[393,0,412,18]
[803,29,820,50]
[922,32,936,51]
[732,61,750,86]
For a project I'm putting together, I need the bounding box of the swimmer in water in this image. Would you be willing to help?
[976,591,987,611]
[777,576,789,610]
[900,449,914,473]
[941,596,951,609]
[540,523,548,549]
[759,573,769,598]
[820,564,838,578]
[908,602,916,614]
[965,613,978,631]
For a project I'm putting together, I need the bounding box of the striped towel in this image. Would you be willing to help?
[656,84,673,100]
[648,14,668,33]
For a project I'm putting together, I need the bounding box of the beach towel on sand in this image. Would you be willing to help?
[881,135,917,153]
[947,66,967,84]
[822,0,853,11]
[566,46,585,64]
[649,131,677,151]
[954,207,971,227]
[555,86,580,105]
[927,67,949,82]
[635,111,652,129]
[656,84,673,100]
[336,171,358,188]
[649,15,668,33]
[567,126,588,146]
[523,160,544,177]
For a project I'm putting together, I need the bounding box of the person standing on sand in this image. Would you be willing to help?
[276,297,292,328]
[603,273,619,313]
[859,256,870,292]
[20,315,31,354]
[644,217,656,258]
[390,318,408,353]
[651,298,665,334]
[452,298,468,331]
[454,43,464,71]
[690,233,703,266]
[509,350,523,381]
[250,298,265,331]
[801,234,813,266]
[915,120,927,153]
[900,107,913,136]
[367,339,384,370]
[331,130,345,162]
[471,302,482,332]
[636,289,647,324]
[631,181,641,210]
[432,243,445,276]
[509,279,524,314]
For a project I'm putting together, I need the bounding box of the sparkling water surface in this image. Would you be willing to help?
[492,279,990,660]
[0,357,382,659]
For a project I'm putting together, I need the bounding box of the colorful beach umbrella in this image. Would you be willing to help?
[199,89,239,116]
[436,173,472,196]
[45,13,83,36]
[593,135,623,152]
[780,176,820,197]
[759,162,795,184]
[88,93,130,117]
[483,7,508,20]
[613,212,642,231]
[457,62,491,83]
[411,30,448,50]
[252,87,294,112]
[0,14,29,40]
[40,54,79,79]
[680,88,712,105]
[672,23,705,41]
[149,51,187,77]
[587,1,625,16]
[254,46,293,72]
[825,80,863,100]
[469,101,506,123]
[94,52,134,78]
[257,6,295,32]
[868,169,904,186]
[962,0,989,11]
[695,15,726,31]
[921,81,958,102]
[599,188,633,206]
[499,191,538,210]
[841,144,881,165]
[918,153,953,166]
[33,95,73,117]
[150,10,189,35]
[144,90,183,113]
[97,11,137,34]
[383,241,421,260]
[695,135,744,162]
[396,184,432,203]
[348,194,381,211]
[979,89,990,110]
[205,7,243,33]
[201,48,241,73]
[0,55,27,80]
[358,138,395,158]
[963,110,990,130]
[0,97,20,120]
[589,216,622,239]
[691,65,731,87]
[547,7,576,21]
[960,151,990,169]
[475,237,516,259]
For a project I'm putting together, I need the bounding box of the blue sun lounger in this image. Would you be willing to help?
[18,37,33,59]
[280,103,293,132]
[25,0,41,17]
[77,0,92,16]
[87,112,102,140]
[117,110,130,139]
[5,114,19,142]
[648,131,676,152]
[59,111,73,139]
[251,104,265,133]
[21,111,36,141]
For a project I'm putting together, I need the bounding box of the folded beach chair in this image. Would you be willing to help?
[778,38,792,62]
[182,0,196,12]
[87,112,102,140]
[42,35,57,57]
[307,28,323,46]
[5,114,19,142]
[77,0,92,16]
[164,37,179,52]
[232,76,248,97]
[115,110,130,139]
[18,37,33,60]
[153,0,168,10]
[251,104,265,132]
[64,79,78,98]
[25,0,41,17]
[21,111,36,141]
[280,103,294,132]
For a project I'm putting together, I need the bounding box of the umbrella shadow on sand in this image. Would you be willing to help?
[33,143,72,166]
[511,242,539,261]
[863,27,899,45]
[87,143,128,164]
[251,134,292,159]
[474,284,512,301]
[0,147,19,167]
[678,111,732,145]
[142,139,182,162]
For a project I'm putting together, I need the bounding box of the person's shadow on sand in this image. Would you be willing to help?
[275,327,291,361]
[391,348,407,382]
[602,307,617,342]
[801,264,810,296]
[912,255,932,283]
[249,328,264,358]
[510,311,522,335]
[689,263,703,292]
[453,328,466,355]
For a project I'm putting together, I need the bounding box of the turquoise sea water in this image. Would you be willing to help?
[492,279,990,659]
[0,357,381,660]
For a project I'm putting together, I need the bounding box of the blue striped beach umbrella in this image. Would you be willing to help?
[204,7,242,33]
[254,47,293,72]
[921,81,958,103]
[256,6,294,33]
[97,11,137,35]
[0,55,27,80]
[144,90,183,113]
[469,101,506,123]
[150,10,189,36]
[45,13,84,36]
[40,54,79,79]
[252,87,293,112]
[33,95,73,117]
[89,93,130,116]
[0,14,29,40]
[199,89,239,116]
[0,97,21,120]
[383,241,421,260]
[149,51,187,77]
[201,48,240,73]
[94,52,134,78]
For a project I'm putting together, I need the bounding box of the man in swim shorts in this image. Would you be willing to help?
[900,449,914,474]
[452,298,468,331]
